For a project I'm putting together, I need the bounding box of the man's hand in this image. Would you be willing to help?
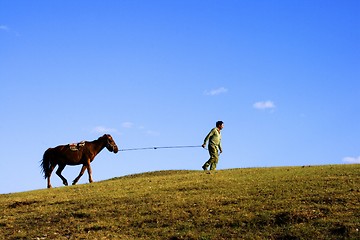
[202,144,206,148]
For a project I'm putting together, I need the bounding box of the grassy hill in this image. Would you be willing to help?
[0,165,359,239]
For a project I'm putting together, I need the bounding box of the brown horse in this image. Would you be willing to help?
[41,134,118,188]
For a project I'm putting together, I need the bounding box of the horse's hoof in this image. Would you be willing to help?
[47,185,52,189]
[72,181,77,185]
[64,181,68,186]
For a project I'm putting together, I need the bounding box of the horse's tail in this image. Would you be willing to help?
[40,148,52,179]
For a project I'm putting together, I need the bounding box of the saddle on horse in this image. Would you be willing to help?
[69,141,85,151]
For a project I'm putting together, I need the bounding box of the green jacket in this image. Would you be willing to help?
[203,127,222,151]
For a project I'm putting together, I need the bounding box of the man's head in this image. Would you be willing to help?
[216,121,224,129]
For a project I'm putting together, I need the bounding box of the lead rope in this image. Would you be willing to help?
[119,145,204,152]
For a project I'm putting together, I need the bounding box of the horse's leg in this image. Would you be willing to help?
[47,164,56,188]
[56,164,68,186]
[87,164,93,183]
[72,164,87,185]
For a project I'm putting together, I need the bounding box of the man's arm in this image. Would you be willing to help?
[218,141,223,153]
[202,129,214,148]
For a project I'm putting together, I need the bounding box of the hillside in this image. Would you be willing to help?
[0,165,359,239]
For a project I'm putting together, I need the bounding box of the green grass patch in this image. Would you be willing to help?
[0,165,359,239]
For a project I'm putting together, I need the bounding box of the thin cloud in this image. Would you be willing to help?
[0,25,20,36]
[122,122,134,129]
[120,121,159,136]
[146,130,160,136]
[204,87,228,96]
[92,126,119,134]
[0,25,9,31]
[342,156,360,164]
[253,100,276,110]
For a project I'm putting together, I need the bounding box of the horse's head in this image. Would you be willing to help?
[103,134,118,153]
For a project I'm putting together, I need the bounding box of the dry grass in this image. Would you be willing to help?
[0,165,359,239]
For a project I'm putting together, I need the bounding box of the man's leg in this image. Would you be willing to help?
[203,145,218,170]
[209,153,219,170]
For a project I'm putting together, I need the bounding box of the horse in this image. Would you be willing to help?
[41,134,118,188]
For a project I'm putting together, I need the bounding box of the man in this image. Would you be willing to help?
[202,121,224,171]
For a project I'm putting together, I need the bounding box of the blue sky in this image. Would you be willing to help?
[1,0,359,194]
